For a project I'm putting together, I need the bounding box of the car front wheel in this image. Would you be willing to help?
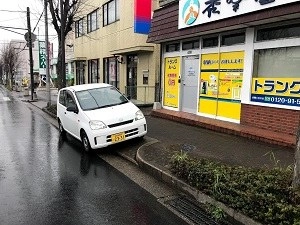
[58,119,66,137]
[81,131,91,152]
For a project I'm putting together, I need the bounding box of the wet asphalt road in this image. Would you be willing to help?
[0,86,186,225]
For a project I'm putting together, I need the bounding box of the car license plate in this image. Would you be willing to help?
[111,132,125,143]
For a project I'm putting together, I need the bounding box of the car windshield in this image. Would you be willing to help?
[75,86,128,111]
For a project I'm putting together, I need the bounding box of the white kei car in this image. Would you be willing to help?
[57,83,147,151]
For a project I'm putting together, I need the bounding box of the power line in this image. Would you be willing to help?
[0,9,26,13]
[0,27,24,36]
[0,25,27,31]
[33,10,44,33]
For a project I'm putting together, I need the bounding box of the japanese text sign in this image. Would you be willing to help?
[164,57,180,108]
[251,78,300,107]
[39,41,46,75]
[178,0,300,29]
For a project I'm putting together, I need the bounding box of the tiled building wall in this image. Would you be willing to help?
[241,104,300,135]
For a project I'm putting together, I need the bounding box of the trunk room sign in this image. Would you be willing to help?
[178,0,300,29]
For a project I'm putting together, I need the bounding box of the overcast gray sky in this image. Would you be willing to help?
[0,0,58,55]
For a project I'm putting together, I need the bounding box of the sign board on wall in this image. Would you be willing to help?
[134,0,152,34]
[251,78,300,107]
[164,57,180,108]
[199,51,244,121]
[178,0,300,29]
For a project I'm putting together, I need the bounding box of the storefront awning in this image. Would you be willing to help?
[110,46,154,55]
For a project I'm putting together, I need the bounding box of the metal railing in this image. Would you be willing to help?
[124,85,157,105]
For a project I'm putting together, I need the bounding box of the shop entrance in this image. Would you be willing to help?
[127,55,137,100]
[181,55,199,113]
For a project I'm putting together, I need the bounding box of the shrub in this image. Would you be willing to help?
[170,152,300,225]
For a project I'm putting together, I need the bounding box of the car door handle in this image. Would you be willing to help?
[64,112,66,114]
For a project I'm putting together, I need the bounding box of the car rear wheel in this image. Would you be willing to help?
[81,131,91,152]
[58,119,66,137]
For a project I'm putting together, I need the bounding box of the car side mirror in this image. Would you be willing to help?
[67,106,78,114]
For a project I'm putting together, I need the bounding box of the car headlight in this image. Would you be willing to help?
[135,110,145,121]
[89,120,107,130]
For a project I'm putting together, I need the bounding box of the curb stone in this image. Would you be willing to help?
[136,142,263,225]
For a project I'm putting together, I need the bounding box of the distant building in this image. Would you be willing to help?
[73,0,160,104]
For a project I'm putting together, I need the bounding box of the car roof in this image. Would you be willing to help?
[61,83,112,92]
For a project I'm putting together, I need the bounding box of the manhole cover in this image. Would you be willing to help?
[180,143,196,152]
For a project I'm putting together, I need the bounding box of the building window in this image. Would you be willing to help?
[221,32,245,46]
[256,23,300,41]
[103,0,120,26]
[202,36,218,48]
[87,9,99,33]
[166,43,180,52]
[76,61,85,85]
[253,46,300,78]
[182,40,200,50]
[103,57,119,88]
[75,18,84,38]
[88,59,99,83]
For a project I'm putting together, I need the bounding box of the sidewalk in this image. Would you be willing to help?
[12,89,296,225]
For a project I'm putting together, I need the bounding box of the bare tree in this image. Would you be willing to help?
[0,60,3,85]
[1,44,20,89]
[48,0,82,90]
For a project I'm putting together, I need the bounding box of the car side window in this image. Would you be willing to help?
[59,90,66,106]
[66,91,76,108]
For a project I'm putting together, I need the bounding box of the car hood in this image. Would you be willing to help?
[82,102,140,125]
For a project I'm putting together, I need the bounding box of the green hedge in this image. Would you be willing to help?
[170,152,300,225]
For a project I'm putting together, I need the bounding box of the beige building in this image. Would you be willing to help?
[73,0,160,104]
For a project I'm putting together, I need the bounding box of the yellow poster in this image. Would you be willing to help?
[164,57,180,108]
[199,53,219,115]
[217,51,244,120]
[198,51,244,121]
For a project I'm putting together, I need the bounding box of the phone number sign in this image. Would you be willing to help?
[251,78,300,107]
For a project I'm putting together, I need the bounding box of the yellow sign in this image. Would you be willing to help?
[164,57,180,108]
[251,78,300,107]
[217,51,244,120]
[199,51,244,121]
[218,51,243,100]
[199,53,219,115]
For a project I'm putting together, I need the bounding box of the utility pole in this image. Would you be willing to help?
[27,7,34,101]
[60,0,66,88]
[45,0,51,106]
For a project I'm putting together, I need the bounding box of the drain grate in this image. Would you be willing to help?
[180,143,196,152]
[164,196,230,225]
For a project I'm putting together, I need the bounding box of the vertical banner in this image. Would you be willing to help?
[199,53,219,115]
[217,51,244,120]
[39,40,46,75]
[164,57,180,108]
[134,0,151,34]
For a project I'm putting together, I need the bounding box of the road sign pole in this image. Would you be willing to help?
[45,0,51,106]
[27,7,34,101]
